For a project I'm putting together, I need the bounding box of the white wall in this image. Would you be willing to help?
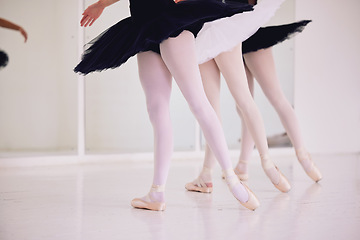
[294,0,360,153]
[0,0,78,153]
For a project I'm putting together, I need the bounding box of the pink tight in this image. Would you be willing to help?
[137,51,173,187]
[200,44,280,184]
[138,31,248,202]
[236,48,307,172]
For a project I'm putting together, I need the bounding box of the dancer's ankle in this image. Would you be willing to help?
[235,159,249,174]
[295,147,307,156]
[223,168,249,203]
[131,185,166,211]
[295,148,312,170]
[147,184,165,202]
[148,191,165,203]
[295,147,322,182]
[199,166,213,186]
[260,154,281,185]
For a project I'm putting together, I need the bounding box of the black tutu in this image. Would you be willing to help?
[0,50,9,69]
[242,20,311,54]
[74,0,253,75]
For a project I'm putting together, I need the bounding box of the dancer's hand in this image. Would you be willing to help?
[0,18,28,42]
[80,2,105,27]
[19,27,28,42]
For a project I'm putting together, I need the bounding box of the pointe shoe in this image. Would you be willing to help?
[220,160,249,181]
[223,169,260,211]
[296,149,322,182]
[235,160,249,181]
[235,172,249,181]
[221,171,248,181]
[185,176,213,193]
[131,185,166,211]
[261,155,291,193]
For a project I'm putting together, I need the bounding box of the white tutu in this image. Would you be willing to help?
[195,0,285,64]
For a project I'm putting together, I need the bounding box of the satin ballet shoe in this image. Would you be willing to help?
[223,169,260,211]
[131,185,166,211]
[234,160,249,181]
[261,155,291,193]
[296,149,322,182]
[185,176,213,193]
[235,172,249,181]
[221,170,249,181]
[220,160,249,181]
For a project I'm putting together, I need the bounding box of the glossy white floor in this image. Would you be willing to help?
[0,153,359,240]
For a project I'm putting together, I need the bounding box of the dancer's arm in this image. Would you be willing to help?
[80,0,120,27]
[0,18,27,42]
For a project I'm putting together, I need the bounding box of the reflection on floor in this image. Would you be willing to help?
[0,153,359,240]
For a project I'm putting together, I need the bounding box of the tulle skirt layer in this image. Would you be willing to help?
[195,0,285,64]
[74,0,253,75]
[242,20,311,54]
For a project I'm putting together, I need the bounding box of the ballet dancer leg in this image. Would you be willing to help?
[185,59,253,192]
[233,63,256,181]
[244,48,322,182]
[185,59,222,193]
[185,59,253,191]
[131,51,173,211]
[185,60,254,192]
[214,44,291,192]
[160,30,259,210]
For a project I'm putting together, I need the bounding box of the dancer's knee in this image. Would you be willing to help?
[146,99,170,123]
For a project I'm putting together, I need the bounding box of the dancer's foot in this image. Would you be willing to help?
[185,167,213,193]
[261,154,291,193]
[296,148,322,182]
[131,185,166,211]
[220,160,249,181]
[223,168,260,211]
[185,177,213,193]
[234,159,249,181]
